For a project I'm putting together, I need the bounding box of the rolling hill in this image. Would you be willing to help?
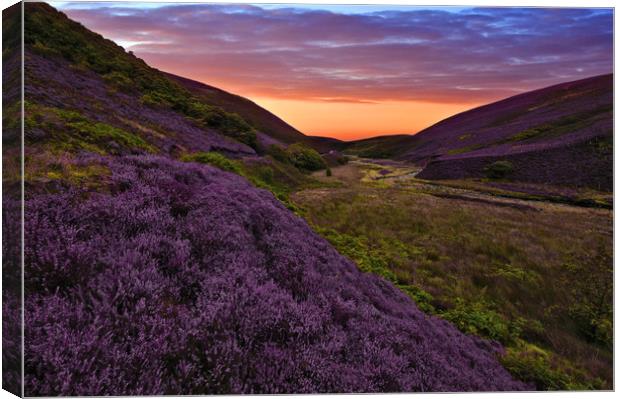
[345,75,613,191]
[2,2,528,395]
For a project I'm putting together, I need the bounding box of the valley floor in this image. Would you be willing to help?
[291,158,613,390]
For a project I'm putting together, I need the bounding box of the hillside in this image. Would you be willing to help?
[2,2,528,395]
[13,155,526,395]
[344,134,417,159]
[345,75,613,190]
[166,73,304,146]
[10,2,343,158]
[167,73,347,152]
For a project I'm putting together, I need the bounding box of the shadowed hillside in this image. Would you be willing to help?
[167,73,347,152]
[344,75,612,190]
[166,73,305,145]
[411,75,612,190]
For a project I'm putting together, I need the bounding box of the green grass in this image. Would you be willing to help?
[25,103,156,154]
[180,152,241,174]
[292,172,613,389]
[446,144,484,155]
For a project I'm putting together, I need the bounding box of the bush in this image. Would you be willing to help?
[190,107,257,149]
[286,143,326,171]
[315,227,399,283]
[326,168,332,177]
[103,71,133,91]
[398,285,436,313]
[484,160,514,179]
[266,144,290,164]
[441,299,518,345]
[563,248,613,350]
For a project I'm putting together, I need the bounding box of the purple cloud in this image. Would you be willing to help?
[58,3,613,103]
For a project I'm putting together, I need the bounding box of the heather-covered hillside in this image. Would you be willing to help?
[13,155,526,395]
[344,75,613,190]
[2,3,531,395]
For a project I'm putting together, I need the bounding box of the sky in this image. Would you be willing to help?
[52,2,613,140]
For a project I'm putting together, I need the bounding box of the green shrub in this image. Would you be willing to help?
[267,144,290,163]
[484,160,514,179]
[180,152,241,174]
[140,93,172,109]
[103,71,133,91]
[501,341,603,390]
[398,285,436,313]
[326,168,332,177]
[286,143,326,171]
[511,125,553,142]
[216,112,257,149]
[65,120,154,152]
[315,227,398,283]
[441,299,518,344]
[563,248,613,350]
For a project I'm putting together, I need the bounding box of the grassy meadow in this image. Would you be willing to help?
[289,159,613,390]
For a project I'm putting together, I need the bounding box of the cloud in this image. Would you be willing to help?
[59,3,613,104]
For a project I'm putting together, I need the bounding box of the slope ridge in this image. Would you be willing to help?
[404,74,612,162]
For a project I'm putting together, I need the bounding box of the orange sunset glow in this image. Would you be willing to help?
[250,97,477,140]
[56,2,613,141]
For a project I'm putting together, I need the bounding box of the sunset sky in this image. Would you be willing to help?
[53,2,613,140]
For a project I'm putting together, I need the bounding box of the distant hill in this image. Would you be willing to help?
[344,75,612,190]
[343,134,417,159]
[166,73,304,145]
[167,73,348,152]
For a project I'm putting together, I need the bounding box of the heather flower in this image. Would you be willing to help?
[21,155,528,395]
